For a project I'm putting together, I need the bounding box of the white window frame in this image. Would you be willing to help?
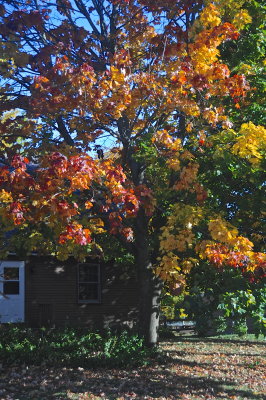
[0,261,25,323]
[77,263,101,304]
[2,265,20,295]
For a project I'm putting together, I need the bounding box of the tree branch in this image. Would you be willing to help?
[56,116,75,146]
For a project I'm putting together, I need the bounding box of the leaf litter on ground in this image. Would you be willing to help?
[0,334,265,400]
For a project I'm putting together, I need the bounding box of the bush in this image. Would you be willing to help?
[183,287,266,337]
[0,326,156,368]
[182,262,266,337]
[218,288,266,337]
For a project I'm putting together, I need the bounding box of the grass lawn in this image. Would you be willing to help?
[0,333,265,400]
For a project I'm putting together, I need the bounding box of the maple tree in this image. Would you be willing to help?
[0,0,265,345]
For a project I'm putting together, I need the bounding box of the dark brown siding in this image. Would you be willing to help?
[24,257,139,329]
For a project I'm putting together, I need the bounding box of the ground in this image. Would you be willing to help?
[0,334,265,400]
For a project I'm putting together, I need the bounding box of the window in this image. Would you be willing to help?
[78,263,101,303]
[3,267,19,295]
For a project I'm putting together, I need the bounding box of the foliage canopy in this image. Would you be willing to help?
[0,0,265,342]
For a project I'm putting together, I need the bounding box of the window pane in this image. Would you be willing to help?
[79,283,98,301]
[3,282,19,295]
[79,264,98,282]
[4,267,19,280]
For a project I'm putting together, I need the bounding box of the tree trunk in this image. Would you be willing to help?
[134,209,162,346]
[121,118,162,346]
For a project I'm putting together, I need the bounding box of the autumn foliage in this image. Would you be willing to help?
[0,0,265,332]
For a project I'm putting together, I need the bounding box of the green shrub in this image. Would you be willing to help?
[183,286,266,337]
[218,288,266,337]
[0,326,156,368]
[183,262,266,337]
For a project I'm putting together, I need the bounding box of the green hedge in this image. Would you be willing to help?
[0,326,157,368]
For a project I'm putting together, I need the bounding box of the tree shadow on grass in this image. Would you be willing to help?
[162,335,266,346]
[66,371,264,400]
[156,351,265,377]
[2,362,264,400]
[163,349,264,358]
[158,342,265,374]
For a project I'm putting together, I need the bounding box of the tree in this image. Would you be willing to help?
[0,0,265,345]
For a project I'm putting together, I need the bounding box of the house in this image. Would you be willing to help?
[0,256,139,329]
